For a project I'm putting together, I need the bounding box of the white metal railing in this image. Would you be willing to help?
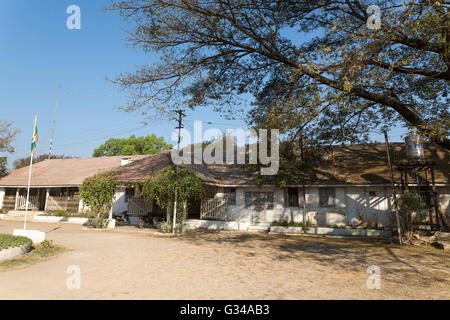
[17,195,39,210]
[200,197,229,221]
[128,197,152,216]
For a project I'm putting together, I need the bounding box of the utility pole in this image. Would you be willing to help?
[383,131,402,244]
[49,85,61,159]
[299,129,308,234]
[172,109,186,234]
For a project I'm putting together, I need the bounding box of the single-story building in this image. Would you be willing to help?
[1,143,448,229]
[115,143,450,229]
[0,155,149,214]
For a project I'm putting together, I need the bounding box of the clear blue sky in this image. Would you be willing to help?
[0,0,408,168]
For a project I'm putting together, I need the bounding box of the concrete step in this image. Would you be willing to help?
[5,211,43,217]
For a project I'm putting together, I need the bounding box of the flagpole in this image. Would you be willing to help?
[24,116,37,230]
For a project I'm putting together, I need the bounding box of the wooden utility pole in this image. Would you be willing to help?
[172,109,186,233]
[430,167,449,231]
[299,129,308,233]
[383,131,402,244]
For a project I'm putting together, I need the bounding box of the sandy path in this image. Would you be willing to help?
[0,221,448,299]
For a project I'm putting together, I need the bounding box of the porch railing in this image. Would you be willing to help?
[128,197,152,216]
[17,195,39,211]
[200,197,229,221]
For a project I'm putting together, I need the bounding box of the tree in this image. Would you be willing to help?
[0,120,19,153]
[0,158,7,177]
[397,190,426,242]
[0,120,19,176]
[79,171,118,219]
[109,0,449,149]
[140,167,204,219]
[93,134,172,157]
[13,154,72,170]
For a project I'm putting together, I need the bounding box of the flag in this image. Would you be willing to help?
[31,118,38,155]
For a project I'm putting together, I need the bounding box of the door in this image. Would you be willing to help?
[187,199,201,219]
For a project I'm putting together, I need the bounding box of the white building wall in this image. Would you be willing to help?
[437,186,450,214]
[78,188,128,215]
[112,188,128,215]
[0,188,5,210]
[223,186,396,227]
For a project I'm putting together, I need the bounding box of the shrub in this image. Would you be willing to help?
[158,221,184,234]
[84,217,109,229]
[52,210,69,217]
[398,191,427,234]
[80,171,118,219]
[40,240,54,250]
[0,234,32,250]
[141,167,203,222]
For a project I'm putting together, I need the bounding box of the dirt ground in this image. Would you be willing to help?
[0,220,448,300]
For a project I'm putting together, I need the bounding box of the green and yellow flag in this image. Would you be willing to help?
[31,117,38,155]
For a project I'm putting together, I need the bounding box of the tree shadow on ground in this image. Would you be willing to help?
[177,230,450,287]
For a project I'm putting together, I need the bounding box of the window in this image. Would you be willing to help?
[288,188,299,207]
[125,187,135,203]
[224,188,236,205]
[244,192,274,211]
[319,187,335,208]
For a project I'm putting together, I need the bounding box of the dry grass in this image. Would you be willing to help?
[0,242,66,271]
[174,230,450,298]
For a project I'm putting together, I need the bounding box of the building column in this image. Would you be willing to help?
[14,188,20,210]
[44,188,50,211]
[0,188,5,210]
[78,198,84,213]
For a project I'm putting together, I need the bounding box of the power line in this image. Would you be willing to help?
[51,125,148,149]
[37,118,148,143]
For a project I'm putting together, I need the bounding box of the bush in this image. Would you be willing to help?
[40,240,54,250]
[80,171,118,219]
[158,221,184,233]
[0,234,32,250]
[398,191,427,234]
[52,210,69,217]
[84,217,109,229]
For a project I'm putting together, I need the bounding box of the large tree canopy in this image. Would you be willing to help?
[93,134,172,157]
[109,0,449,148]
